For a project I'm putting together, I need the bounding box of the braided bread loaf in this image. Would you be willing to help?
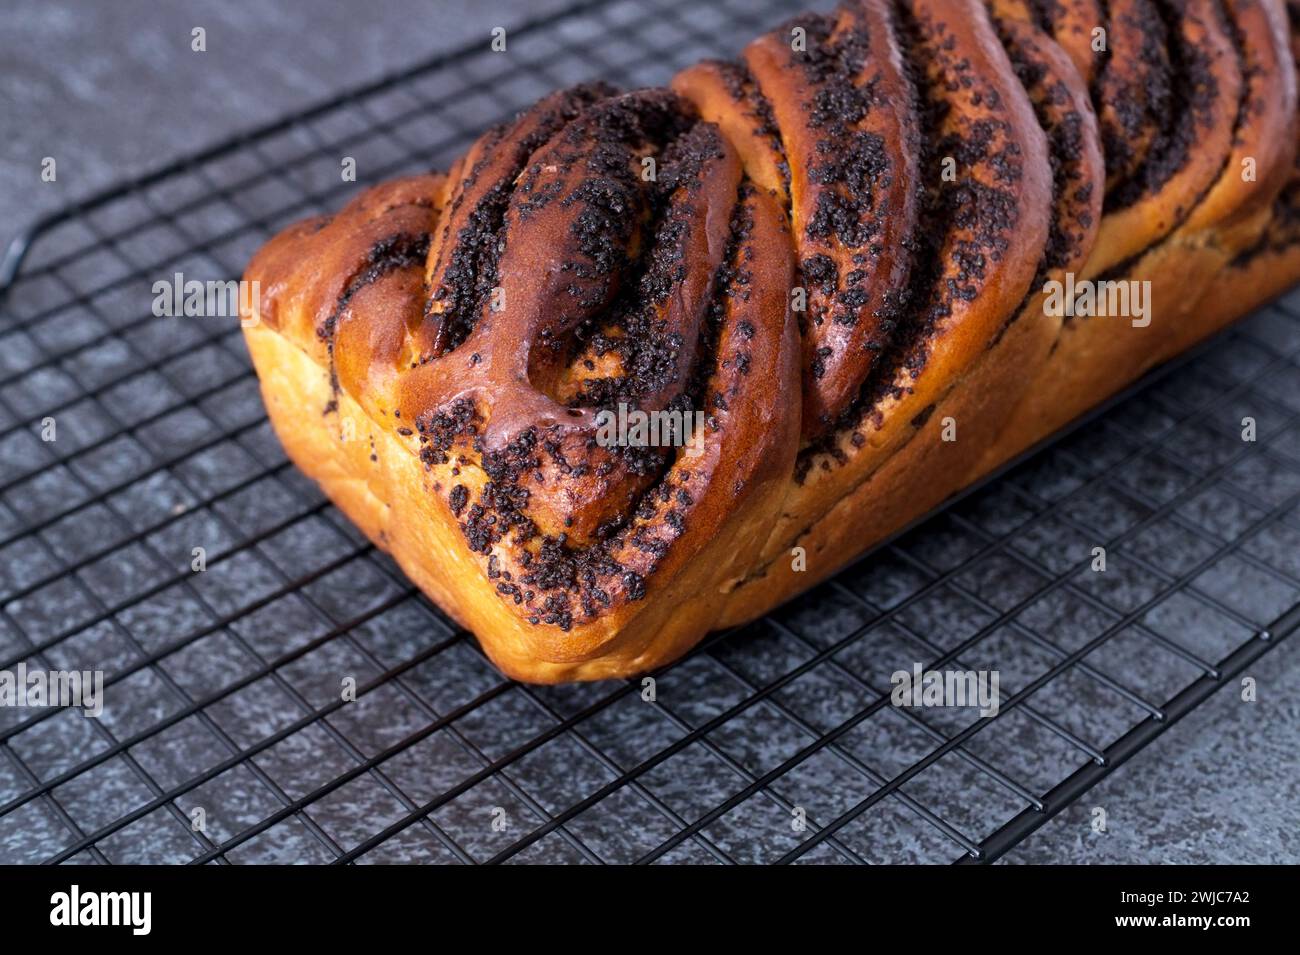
[242,0,1300,682]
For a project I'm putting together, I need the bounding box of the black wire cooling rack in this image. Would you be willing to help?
[1,0,1298,865]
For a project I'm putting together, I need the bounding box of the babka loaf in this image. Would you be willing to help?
[242,0,1300,682]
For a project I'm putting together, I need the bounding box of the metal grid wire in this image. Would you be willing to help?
[1,0,1298,865]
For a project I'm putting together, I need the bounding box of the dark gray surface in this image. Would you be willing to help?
[2,0,574,236]
[0,0,1295,865]
[968,471,1300,864]
[1002,638,1299,864]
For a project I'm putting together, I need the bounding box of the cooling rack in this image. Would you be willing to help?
[1,0,1298,865]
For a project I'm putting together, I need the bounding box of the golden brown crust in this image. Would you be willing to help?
[1038,0,1106,83]
[243,0,1300,682]
[749,0,1054,568]
[244,105,802,681]
[1182,0,1298,235]
[670,61,790,203]
[740,0,922,439]
[980,0,1281,463]
[1086,0,1244,277]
